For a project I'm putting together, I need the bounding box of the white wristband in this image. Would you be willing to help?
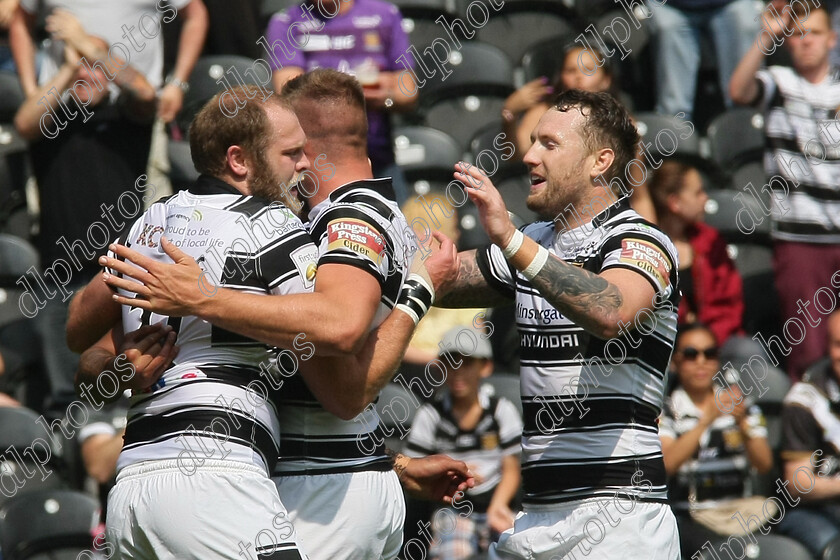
[522,245,549,280]
[501,229,524,259]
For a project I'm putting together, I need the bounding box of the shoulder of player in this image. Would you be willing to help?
[603,218,678,264]
[522,220,555,242]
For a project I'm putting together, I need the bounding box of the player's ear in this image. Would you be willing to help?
[589,147,614,180]
[480,359,493,379]
[226,145,249,179]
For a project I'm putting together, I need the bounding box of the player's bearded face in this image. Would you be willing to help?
[248,152,304,214]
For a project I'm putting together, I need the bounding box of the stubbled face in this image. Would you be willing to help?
[670,168,708,225]
[560,47,611,93]
[787,9,836,75]
[522,107,594,221]
[674,328,719,394]
[248,106,309,210]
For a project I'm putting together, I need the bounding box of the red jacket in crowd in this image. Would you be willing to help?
[679,222,744,345]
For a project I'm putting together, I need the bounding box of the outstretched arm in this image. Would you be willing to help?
[294,233,461,419]
[66,275,123,354]
[390,449,476,504]
[454,162,661,340]
[729,4,790,105]
[100,239,383,356]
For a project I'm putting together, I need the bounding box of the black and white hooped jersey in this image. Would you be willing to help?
[476,198,680,506]
[111,175,319,476]
[274,178,415,476]
[404,388,522,499]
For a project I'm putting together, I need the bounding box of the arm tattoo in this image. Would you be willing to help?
[385,448,408,480]
[435,251,512,309]
[529,255,623,333]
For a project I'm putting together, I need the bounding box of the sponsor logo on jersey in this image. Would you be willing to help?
[327,218,385,264]
[290,245,319,289]
[618,238,671,289]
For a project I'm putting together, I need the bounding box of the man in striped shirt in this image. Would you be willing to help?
[730,0,840,379]
[94,70,467,560]
[434,89,681,559]
[70,88,316,559]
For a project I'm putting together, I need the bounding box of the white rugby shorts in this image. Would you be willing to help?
[490,498,680,560]
[274,470,405,560]
[107,459,308,559]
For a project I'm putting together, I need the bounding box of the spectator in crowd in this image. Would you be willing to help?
[648,0,758,120]
[501,45,614,160]
[201,0,261,59]
[660,323,773,558]
[730,0,840,380]
[10,0,207,122]
[777,310,840,557]
[11,12,159,412]
[405,326,522,560]
[265,0,417,204]
[648,160,744,346]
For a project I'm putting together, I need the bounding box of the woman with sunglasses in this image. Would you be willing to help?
[660,323,773,557]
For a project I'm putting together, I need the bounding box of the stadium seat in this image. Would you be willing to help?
[0,72,24,123]
[468,121,528,181]
[0,124,31,236]
[393,0,460,51]
[707,109,765,170]
[456,201,490,251]
[484,374,521,414]
[594,9,651,64]
[495,174,537,225]
[821,534,840,560]
[704,534,812,560]
[0,234,39,328]
[423,95,510,154]
[632,112,701,159]
[260,0,299,28]
[468,0,577,64]
[0,489,99,560]
[726,243,781,339]
[703,188,771,246]
[418,41,515,108]
[519,34,576,83]
[393,125,464,182]
[168,139,200,192]
[0,233,38,281]
[730,160,768,196]
[177,55,272,133]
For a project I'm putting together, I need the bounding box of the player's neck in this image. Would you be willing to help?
[307,159,374,206]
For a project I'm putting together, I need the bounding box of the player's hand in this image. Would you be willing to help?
[487,502,515,534]
[454,161,516,248]
[157,84,184,123]
[422,231,460,299]
[99,237,206,317]
[399,454,475,503]
[117,323,179,391]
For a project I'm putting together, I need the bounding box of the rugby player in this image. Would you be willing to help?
[79,71,468,560]
[430,90,682,559]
